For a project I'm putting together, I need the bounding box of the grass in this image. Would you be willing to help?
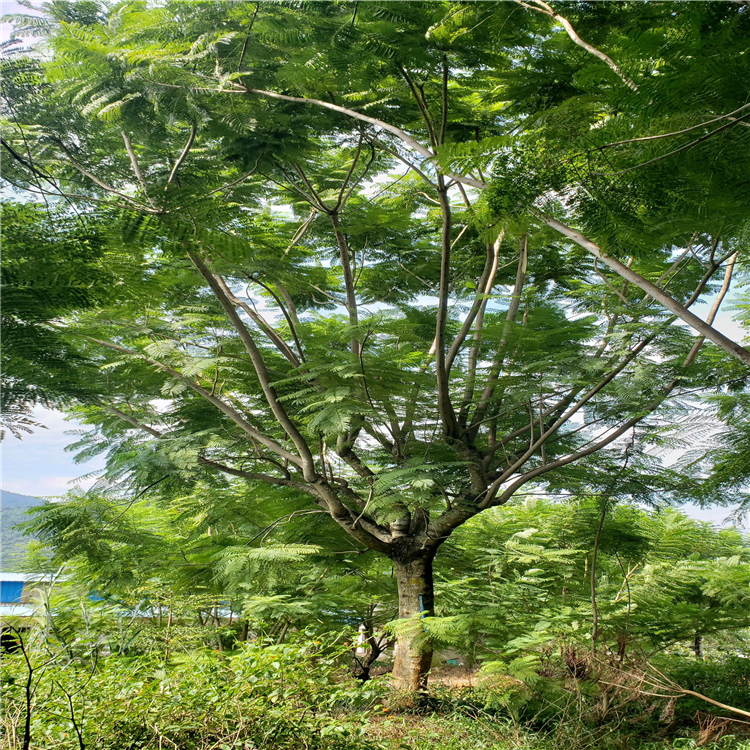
[363,712,750,750]
[366,713,546,749]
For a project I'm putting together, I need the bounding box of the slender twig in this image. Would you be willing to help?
[468,235,528,440]
[53,141,161,213]
[334,130,364,211]
[602,115,750,177]
[582,102,750,154]
[88,335,301,465]
[165,124,197,188]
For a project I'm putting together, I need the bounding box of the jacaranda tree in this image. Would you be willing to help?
[3,0,749,689]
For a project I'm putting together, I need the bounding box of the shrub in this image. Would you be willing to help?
[0,635,384,750]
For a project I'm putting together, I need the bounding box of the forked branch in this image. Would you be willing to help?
[446,230,503,373]
[188,250,318,478]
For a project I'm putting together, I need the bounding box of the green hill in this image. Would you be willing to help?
[1,491,45,570]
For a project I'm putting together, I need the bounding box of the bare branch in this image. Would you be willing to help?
[266,164,326,210]
[291,162,328,210]
[97,402,306,489]
[242,86,435,160]
[105,403,313,490]
[334,130,364,211]
[99,403,162,438]
[1,136,55,184]
[427,504,480,546]
[395,63,438,149]
[120,130,153,203]
[368,137,437,187]
[485,407,655,509]
[440,55,449,146]
[242,87,486,189]
[196,456,309,492]
[594,258,631,305]
[200,159,261,199]
[98,398,390,551]
[330,212,361,358]
[53,142,161,213]
[340,143,377,212]
[434,182,459,436]
[478,331,659,507]
[601,115,750,176]
[482,251,732,464]
[0,172,154,213]
[242,275,305,361]
[582,102,750,154]
[281,209,318,262]
[482,270,734,505]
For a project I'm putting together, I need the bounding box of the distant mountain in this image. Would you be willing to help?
[1,491,46,570]
[3,491,44,508]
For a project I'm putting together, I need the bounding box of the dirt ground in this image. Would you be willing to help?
[369,663,480,688]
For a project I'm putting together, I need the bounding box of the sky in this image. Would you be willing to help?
[1,0,46,50]
[0,0,747,531]
[0,0,37,38]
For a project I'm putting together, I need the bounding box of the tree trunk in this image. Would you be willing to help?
[391,555,435,692]
[693,633,704,660]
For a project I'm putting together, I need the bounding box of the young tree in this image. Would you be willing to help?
[3,1,749,690]
[432,498,750,663]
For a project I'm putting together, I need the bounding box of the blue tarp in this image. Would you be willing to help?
[0,581,25,603]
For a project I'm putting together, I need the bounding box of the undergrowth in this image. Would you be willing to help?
[1,637,382,750]
[2,634,749,750]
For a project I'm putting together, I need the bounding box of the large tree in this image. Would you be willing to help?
[3,0,749,689]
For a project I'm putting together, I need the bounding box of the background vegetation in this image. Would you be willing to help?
[3,497,750,749]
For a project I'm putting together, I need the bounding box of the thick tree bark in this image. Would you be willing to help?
[391,554,435,692]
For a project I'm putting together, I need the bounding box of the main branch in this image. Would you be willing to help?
[540,215,750,367]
